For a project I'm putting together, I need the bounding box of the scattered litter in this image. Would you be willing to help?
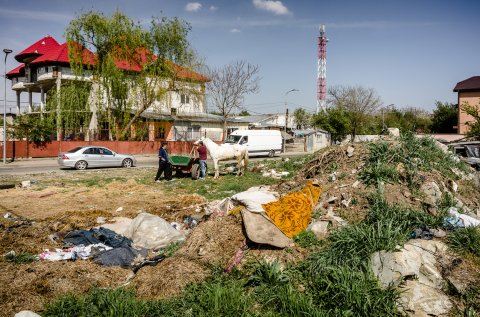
[346,146,355,157]
[116,207,124,212]
[340,192,352,208]
[352,180,360,188]
[4,212,13,219]
[21,181,31,188]
[204,197,234,215]
[411,224,434,240]
[96,216,106,224]
[126,213,186,250]
[262,169,289,178]
[224,240,248,273]
[93,245,146,268]
[308,220,329,238]
[0,183,15,190]
[263,181,322,238]
[231,189,277,213]
[39,243,112,261]
[329,172,337,182]
[445,207,480,228]
[321,207,348,226]
[131,254,165,273]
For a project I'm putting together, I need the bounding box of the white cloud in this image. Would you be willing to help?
[230,28,241,33]
[209,5,218,11]
[252,0,290,15]
[185,2,202,12]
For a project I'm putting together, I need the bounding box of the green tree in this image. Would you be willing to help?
[293,108,311,129]
[328,85,382,141]
[430,101,458,133]
[461,102,480,139]
[312,107,351,143]
[66,10,199,140]
[237,110,251,116]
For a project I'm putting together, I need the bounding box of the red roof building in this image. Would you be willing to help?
[15,35,60,64]
[454,76,480,134]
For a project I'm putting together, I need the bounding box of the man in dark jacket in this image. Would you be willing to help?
[155,143,173,182]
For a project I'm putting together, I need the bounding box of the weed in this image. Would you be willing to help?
[447,227,480,259]
[247,260,289,287]
[4,251,38,264]
[293,230,323,248]
[158,241,182,258]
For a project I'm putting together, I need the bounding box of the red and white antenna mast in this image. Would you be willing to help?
[317,24,328,113]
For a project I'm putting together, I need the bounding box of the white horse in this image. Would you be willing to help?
[195,137,249,179]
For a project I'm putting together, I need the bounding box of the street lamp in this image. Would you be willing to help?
[3,48,12,164]
[283,88,299,152]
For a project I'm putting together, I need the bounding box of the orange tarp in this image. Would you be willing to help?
[263,181,322,238]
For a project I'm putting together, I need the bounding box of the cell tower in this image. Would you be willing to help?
[317,24,328,113]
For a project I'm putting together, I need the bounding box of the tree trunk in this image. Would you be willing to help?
[222,118,227,141]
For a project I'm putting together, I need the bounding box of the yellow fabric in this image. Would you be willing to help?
[263,181,322,238]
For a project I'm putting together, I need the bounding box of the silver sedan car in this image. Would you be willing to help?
[58,146,136,170]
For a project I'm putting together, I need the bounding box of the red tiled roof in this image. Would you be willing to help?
[11,36,208,82]
[15,36,60,62]
[6,64,25,78]
[454,76,480,92]
[30,42,95,66]
[171,63,210,82]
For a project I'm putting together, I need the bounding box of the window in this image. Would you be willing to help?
[101,148,113,155]
[157,127,165,139]
[180,94,190,104]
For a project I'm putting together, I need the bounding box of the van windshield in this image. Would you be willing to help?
[225,135,242,144]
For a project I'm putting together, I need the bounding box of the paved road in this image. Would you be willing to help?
[0,152,308,176]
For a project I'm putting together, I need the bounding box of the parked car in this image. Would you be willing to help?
[448,141,480,169]
[58,146,136,170]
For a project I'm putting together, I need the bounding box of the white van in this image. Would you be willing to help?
[225,130,283,157]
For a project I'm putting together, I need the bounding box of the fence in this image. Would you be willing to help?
[0,140,203,159]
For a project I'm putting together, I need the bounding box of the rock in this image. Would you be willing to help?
[420,181,442,206]
[326,196,338,204]
[399,280,452,316]
[346,146,355,157]
[340,193,352,207]
[15,311,42,317]
[241,209,292,248]
[446,275,469,295]
[96,217,106,224]
[448,180,458,192]
[309,221,329,238]
[431,228,446,238]
[116,207,124,212]
[352,180,360,188]
[402,189,411,198]
[198,247,207,256]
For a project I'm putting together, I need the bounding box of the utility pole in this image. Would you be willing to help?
[283,89,299,152]
[3,48,12,164]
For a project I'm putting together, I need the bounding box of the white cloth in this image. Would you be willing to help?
[448,207,480,227]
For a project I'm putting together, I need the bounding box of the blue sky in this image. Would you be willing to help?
[1,0,479,114]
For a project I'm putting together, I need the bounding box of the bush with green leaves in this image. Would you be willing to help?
[359,131,469,189]
[293,230,323,248]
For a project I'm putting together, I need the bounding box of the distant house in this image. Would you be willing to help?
[6,35,247,141]
[236,114,295,130]
[454,76,480,134]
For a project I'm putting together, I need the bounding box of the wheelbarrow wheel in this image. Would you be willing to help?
[191,163,201,180]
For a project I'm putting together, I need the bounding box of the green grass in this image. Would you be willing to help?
[293,230,324,248]
[447,227,480,259]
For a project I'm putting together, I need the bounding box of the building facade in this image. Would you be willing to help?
[454,76,480,135]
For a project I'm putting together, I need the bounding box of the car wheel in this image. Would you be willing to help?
[75,160,88,170]
[122,158,133,168]
[268,150,275,158]
[191,164,200,180]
